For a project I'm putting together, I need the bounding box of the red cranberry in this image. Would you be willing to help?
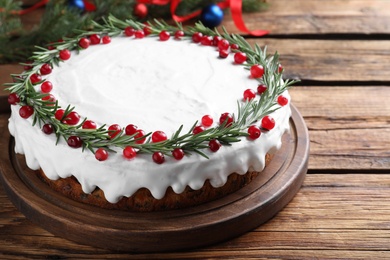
[78,37,91,49]
[123,146,137,159]
[19,105,34,119]
[42,124,54,135]
[219,112,234,127]
[108,124,121,139]
[82,120,97,129]
[152,151,165,164]
[8,93,20,105]
[172,148,185,160]
[208,139,221,152]
[152,131,168,143]
[95,148,109,161]
[67,136,82,148]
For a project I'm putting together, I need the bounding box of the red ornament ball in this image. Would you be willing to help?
[95,148,109,161]
[134,3,148,19]
[19,105,34,119]
[261,116,275,131]
[152,151,165,164]
[123,146,137,159]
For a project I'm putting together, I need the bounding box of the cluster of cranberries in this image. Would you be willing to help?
[188,31,287,107]
[9,28,289,165]
[244,93,289,140]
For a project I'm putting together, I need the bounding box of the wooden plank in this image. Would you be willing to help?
[1,174,390,258]
[222,0,390,35]
[247,39,390,82]
[291,86,390,170]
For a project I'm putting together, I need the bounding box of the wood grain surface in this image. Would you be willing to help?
[1,0,390,258]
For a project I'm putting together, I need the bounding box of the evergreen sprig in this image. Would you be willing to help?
[0,0,268,63]
[6,15,295,158]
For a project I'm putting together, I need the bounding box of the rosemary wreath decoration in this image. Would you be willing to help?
[6,15,296,162]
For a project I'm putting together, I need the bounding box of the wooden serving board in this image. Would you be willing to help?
[0,105,309,253]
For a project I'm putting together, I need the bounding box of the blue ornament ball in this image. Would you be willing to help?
[200,4,224,28]
[68,0,85,11]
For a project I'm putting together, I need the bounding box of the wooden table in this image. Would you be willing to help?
[1,0,390,258]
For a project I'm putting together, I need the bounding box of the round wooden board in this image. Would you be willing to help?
[0,105,309,253]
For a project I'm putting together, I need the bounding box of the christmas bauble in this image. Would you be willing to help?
[134,3,148,19]
[200,4,224,28]
[68,0,85,11]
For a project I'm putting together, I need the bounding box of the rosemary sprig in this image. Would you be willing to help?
[6,15,296,158]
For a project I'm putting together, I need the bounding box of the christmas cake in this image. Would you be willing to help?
[7,16,295,211]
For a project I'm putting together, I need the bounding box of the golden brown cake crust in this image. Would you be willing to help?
[35,154,273,212]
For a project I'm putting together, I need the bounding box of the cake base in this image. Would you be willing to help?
[36,165,269,211]
[0,105,309,253]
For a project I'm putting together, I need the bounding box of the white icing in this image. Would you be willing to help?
[8,36,291,203]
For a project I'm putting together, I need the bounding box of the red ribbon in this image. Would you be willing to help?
[0,0,49,15]
[138,0,269,36]
[228,0,269,36]
[7,0,268,36]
